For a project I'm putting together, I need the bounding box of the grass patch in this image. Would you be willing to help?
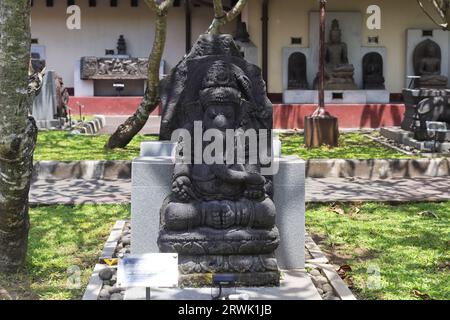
[280,133,415,159]
[35,131,157,161]
[306,202,450,300]
[0,204,130,300]
[35,131,415,161]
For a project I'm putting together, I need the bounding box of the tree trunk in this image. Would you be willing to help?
[0,0,37,273]
[105,13,168,149]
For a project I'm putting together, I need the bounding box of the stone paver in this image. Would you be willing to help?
[98,116,160,135]
[307,177,450,202]
[30,177,450,205]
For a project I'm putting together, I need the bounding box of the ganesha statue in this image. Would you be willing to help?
[157,34,280,287]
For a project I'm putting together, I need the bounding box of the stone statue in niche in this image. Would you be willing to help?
[414,39,448,89]
[117,35,127,55]
[234,21,250,43]
[157,34,280,287]
[314,19,357,90]
[288,52,308,89]
[363,52,385,90]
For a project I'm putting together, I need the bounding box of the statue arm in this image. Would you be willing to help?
[173,163,192,180]
[342,43,349,64]
[418,60,430,75]
[212,164,264,185]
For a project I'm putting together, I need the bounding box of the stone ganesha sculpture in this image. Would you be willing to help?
[157,34,280,287]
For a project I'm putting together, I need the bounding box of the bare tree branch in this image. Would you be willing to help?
[226,0,248,22]
[212,0,225,17]
[417,0,449,29]
[207,0,248,34]
[144,0,174,15]
[106,0,174,149]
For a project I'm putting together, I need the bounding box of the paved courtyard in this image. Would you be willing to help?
[30,177,450,205]
[98,116,161,135]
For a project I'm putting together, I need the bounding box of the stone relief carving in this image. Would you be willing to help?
[80,57,148,80]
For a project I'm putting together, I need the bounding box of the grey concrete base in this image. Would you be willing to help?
[130,155,306,270]
[140,141,176,157]
[306,158,450,178]
[32,156,450,181]
[131,157,173,255]
[72,115,106,135]
[366,90,390,104]
[36,119,61,129]
[32,160,131,180]
[380,127,450,153]
[124,270,321,300]
[283,90,389,104]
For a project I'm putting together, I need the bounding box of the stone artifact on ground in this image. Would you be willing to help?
[117,35,127,55]
[414,96,450,141]
[288,52,308,89]
[313,19,357,90]
[157,34,280,287]
[413,39,448,89]
[54,74,69,118]
[363,52,385,90]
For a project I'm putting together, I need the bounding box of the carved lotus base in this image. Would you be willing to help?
[177,254,280,287]
[158,227,280,255]
[158,228,281,287]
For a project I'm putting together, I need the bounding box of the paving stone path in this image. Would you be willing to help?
[30,177,450,205]
[98,116,160,135]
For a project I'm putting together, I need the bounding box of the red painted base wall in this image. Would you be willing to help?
[69,97,405,129]
[273,104,405,129]
[68,97,160,116]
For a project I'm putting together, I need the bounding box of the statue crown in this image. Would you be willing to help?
[199,61,241,106]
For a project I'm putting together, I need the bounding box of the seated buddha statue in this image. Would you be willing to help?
[314,19,357,90]
[414,40,448,89]
[158,59,280,287]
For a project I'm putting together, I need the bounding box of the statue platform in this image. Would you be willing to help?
[124,269,321,300]
[130,142,305,288]
[283,89,390,104]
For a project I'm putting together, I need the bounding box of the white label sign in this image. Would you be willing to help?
[117,253,178,288]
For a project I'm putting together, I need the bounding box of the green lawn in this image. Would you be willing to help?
[35,131,413,161]
[307,202,450,300]
[0,204,130,300]
[0,203,448,300]
[280,132,415,159]
[34,131,156,161]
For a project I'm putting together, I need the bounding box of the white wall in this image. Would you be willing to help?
[31,0,233,89]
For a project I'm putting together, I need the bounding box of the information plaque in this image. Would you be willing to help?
[117,253,178,288]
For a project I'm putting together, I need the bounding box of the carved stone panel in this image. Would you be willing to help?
[80,57,148,80]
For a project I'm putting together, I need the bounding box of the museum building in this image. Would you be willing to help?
[30,0,450,129]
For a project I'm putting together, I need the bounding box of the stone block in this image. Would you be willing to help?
[140,141,177,157]
[131,153,306,271]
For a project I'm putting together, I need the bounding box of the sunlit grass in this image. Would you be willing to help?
[0,204,130,300]
[280,132,416,159]
[306,202,450,300]
[34,131,157,161]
